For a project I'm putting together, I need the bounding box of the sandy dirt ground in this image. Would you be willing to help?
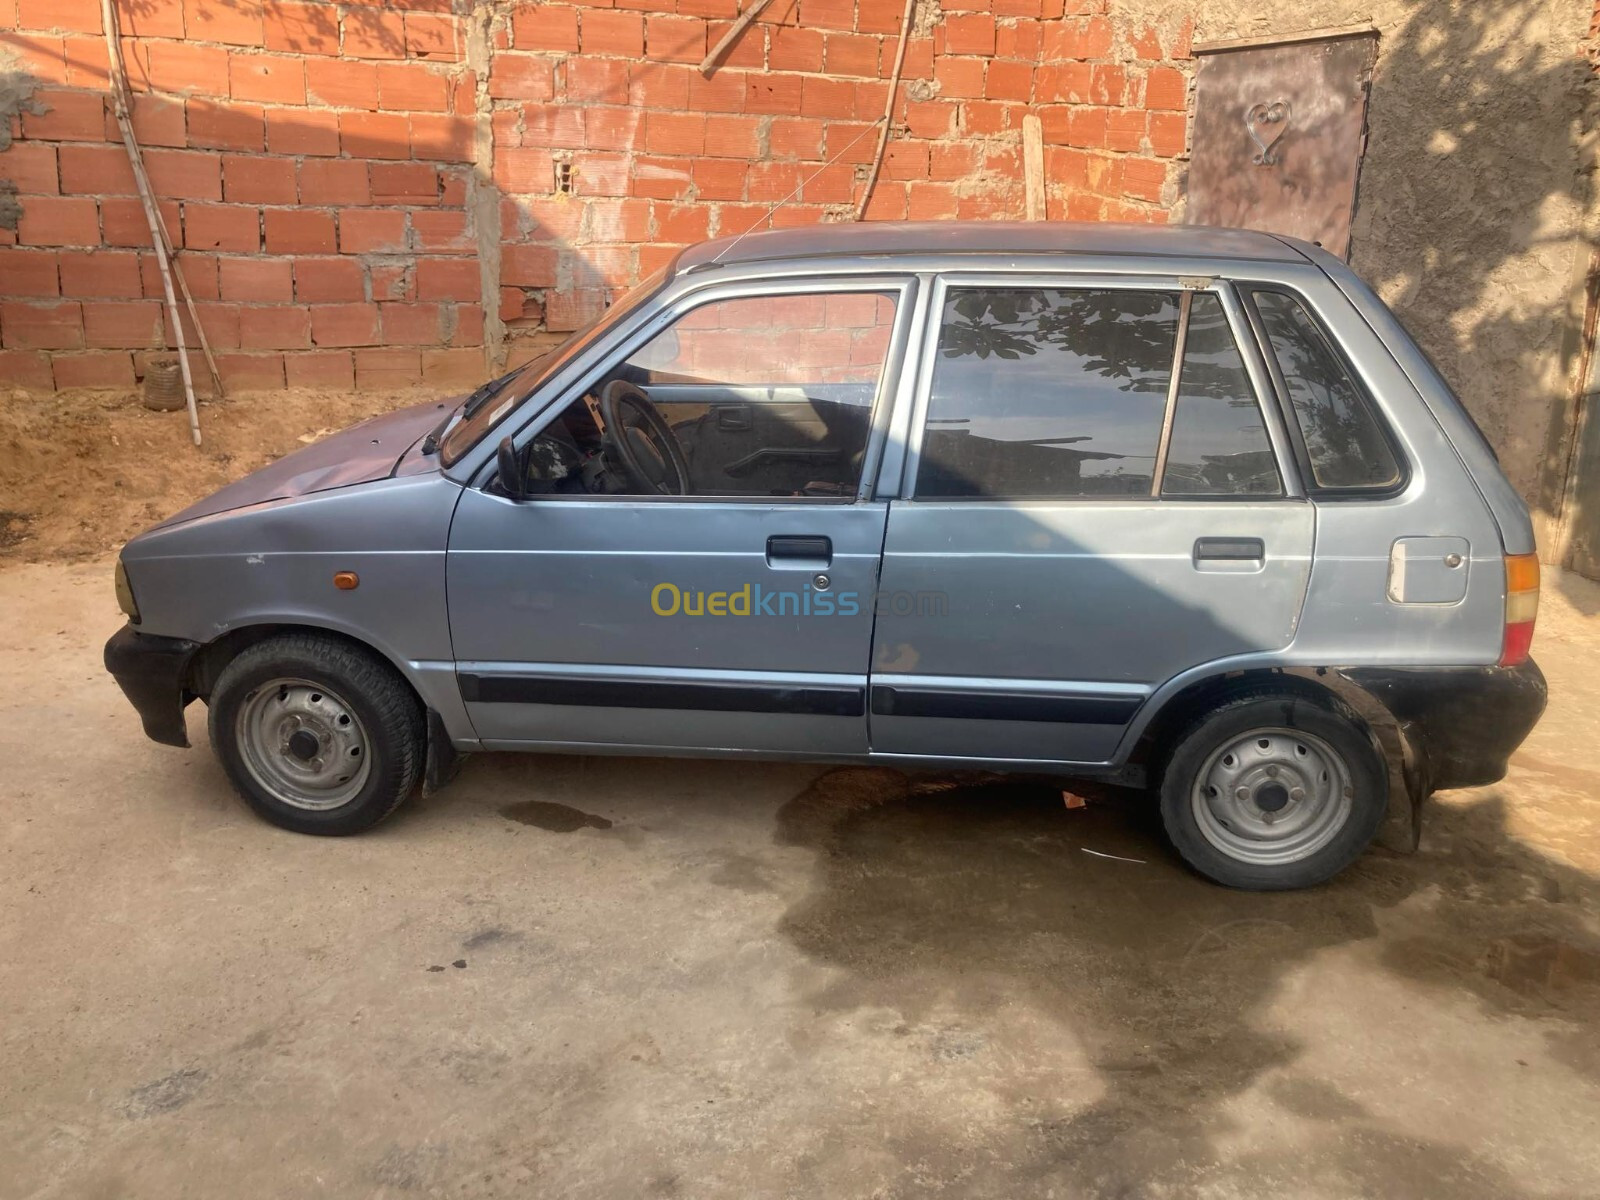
[0,576,1597,1198]
[0,410,1598,1195]
[0,386,448,562]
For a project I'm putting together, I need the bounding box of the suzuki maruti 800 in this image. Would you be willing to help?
[104,223,1547,889]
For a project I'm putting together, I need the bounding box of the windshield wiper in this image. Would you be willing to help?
[420,409,454,455]
[460,365,525,420]
[423,366,529,456]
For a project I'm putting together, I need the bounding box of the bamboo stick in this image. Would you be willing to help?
[126,133,225,401]
[101,0,221,399]
[855,0,917,221]
[99,0,207,443]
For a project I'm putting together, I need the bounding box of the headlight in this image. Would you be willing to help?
[115,559,141,624]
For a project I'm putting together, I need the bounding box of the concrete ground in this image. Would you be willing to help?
[2,561,1598,1200]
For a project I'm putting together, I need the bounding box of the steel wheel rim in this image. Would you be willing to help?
[1190,726,1353,866]
[235,677,371,811]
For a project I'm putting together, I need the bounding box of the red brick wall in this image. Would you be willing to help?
[0,0,1194,392]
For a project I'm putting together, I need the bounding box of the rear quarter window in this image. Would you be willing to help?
[1249,289,1404,492]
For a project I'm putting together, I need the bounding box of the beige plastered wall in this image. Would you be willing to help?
[1110,0,1598,558]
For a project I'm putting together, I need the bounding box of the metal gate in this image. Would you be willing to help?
[1184,30,1378,259]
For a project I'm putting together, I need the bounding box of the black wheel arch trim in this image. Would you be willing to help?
[105,622,464,764]
[1129,659,1547,853]
[1337,660,1547,793]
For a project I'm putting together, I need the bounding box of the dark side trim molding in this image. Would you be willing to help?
[457,673,866,717]
[458,674,1144,726]
[869,685,1143,725]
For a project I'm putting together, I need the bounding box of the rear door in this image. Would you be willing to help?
[868,274,1315,765]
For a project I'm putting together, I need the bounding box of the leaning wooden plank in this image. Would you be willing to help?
[1023,114,1046,220]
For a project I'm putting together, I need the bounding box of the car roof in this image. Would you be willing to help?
[676,220,1311,272]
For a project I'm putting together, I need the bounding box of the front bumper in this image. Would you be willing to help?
[103,625,201,748]
[1344,658,1548,792]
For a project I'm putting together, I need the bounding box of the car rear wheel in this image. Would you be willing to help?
[208,632,424,835]
[1157,691,1387,890]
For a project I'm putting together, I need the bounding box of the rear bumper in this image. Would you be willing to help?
[103,625,200,748]
[1343,659,1547,792]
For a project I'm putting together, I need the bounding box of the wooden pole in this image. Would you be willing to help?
[99,0,209,443]
[855,0,917,221]
[1022,114,1046,220]
[132,146,225,403]
[96,2,223,401]
[699,0,775,77]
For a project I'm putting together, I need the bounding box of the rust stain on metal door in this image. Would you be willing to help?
[1185,33,1377,259]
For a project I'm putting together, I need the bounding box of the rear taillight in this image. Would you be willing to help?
[1499,553,1539,666]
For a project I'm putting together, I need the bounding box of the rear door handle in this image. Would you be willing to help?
[1194,537,1264,564]
[767,535,831,567]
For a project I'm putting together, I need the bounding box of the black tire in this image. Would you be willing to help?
[1156,690,1388,890]
[207,632,424,835]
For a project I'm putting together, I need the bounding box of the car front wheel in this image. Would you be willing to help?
[207,632,424,835]
[1158,691,1388,890]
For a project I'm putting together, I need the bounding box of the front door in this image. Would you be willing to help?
[447,278,914,757]
[869,276,1315,765]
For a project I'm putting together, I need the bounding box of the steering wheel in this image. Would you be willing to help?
[598,380,691,496]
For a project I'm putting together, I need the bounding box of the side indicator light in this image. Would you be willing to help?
[333,571,360,591]
[1499,553,1539,667]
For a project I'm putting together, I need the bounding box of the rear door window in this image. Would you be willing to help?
[915,286,1282,499]
[917,288,1178,498]
[1160,294,1281,496]
[1249,289,1403,491]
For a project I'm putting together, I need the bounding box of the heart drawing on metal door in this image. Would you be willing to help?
[1244,100,1292,166]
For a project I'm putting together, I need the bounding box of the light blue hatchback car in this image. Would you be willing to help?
[105,223,1546,889]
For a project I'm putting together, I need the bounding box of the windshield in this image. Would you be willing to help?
[439,267,672,465]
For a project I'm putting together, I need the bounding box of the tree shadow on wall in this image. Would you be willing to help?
[1348,0,1596,541]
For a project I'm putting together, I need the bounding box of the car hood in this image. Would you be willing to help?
[157,401,451,527]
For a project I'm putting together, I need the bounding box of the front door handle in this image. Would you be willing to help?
[767,535,831,567]
[714,403,753,432]
[1194,537,1264,565]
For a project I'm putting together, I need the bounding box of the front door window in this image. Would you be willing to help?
[513,289,900,500]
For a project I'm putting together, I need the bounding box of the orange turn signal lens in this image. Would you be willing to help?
[333,571,360,591]
[1505,553,1540,596]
